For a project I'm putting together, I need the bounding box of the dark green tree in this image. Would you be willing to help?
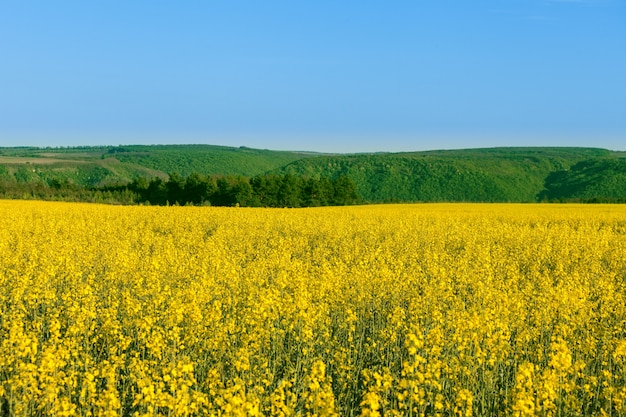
[146,178,167,205]
[331,175,360,205]
[184,173,216,205]
[166,173,186,204]
[277,174,302,207]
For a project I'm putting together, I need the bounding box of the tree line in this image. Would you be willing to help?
[0,172,362,207]
[109,173,360,207]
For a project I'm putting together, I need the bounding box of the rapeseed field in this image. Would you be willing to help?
[1,201,625,416]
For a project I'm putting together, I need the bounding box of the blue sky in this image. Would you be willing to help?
[1,1,624,153]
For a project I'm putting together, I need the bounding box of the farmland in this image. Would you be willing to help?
[1,201,626,416]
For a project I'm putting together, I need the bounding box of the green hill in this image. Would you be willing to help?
[0,145,318,188]
[1,145,624,203]
[274,147,615,202]
[103,144,320,177]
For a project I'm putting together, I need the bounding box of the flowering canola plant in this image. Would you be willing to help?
[1,200,626,416]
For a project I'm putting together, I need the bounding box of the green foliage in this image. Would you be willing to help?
[0,145,624,204]
[0,165,10,180]
[540,157,626,202]
[115,173,362,207]
[102,144,317,177]
[13,165,42,183]
[0,144,316,187]
[275,148,616,202]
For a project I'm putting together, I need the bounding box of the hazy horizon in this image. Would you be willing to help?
[2,141,625,156]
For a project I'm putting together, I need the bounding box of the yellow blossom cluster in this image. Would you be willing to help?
[1,201,626,416]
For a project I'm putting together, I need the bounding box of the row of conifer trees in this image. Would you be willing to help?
[102,172,361,207]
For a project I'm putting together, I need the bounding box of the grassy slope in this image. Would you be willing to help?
[0,145,318,187]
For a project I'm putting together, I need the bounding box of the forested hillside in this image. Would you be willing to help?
[275,147,615,202]
[103,144,319,177]
[540,157,626,202]
[0,145,318,188]
[0,145,624,204]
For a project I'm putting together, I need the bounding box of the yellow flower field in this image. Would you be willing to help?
[1,201,625,416]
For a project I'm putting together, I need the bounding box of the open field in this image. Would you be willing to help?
[0,157,90,165]
[1,201,625,416]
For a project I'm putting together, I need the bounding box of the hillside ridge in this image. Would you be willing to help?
[1,144,624,203]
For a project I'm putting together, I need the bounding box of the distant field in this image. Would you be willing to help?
[36,152,104,159]
[2,201,625,415]
[0,156,90,165]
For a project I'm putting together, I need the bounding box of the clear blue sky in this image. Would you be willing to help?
[1,1,624,153]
